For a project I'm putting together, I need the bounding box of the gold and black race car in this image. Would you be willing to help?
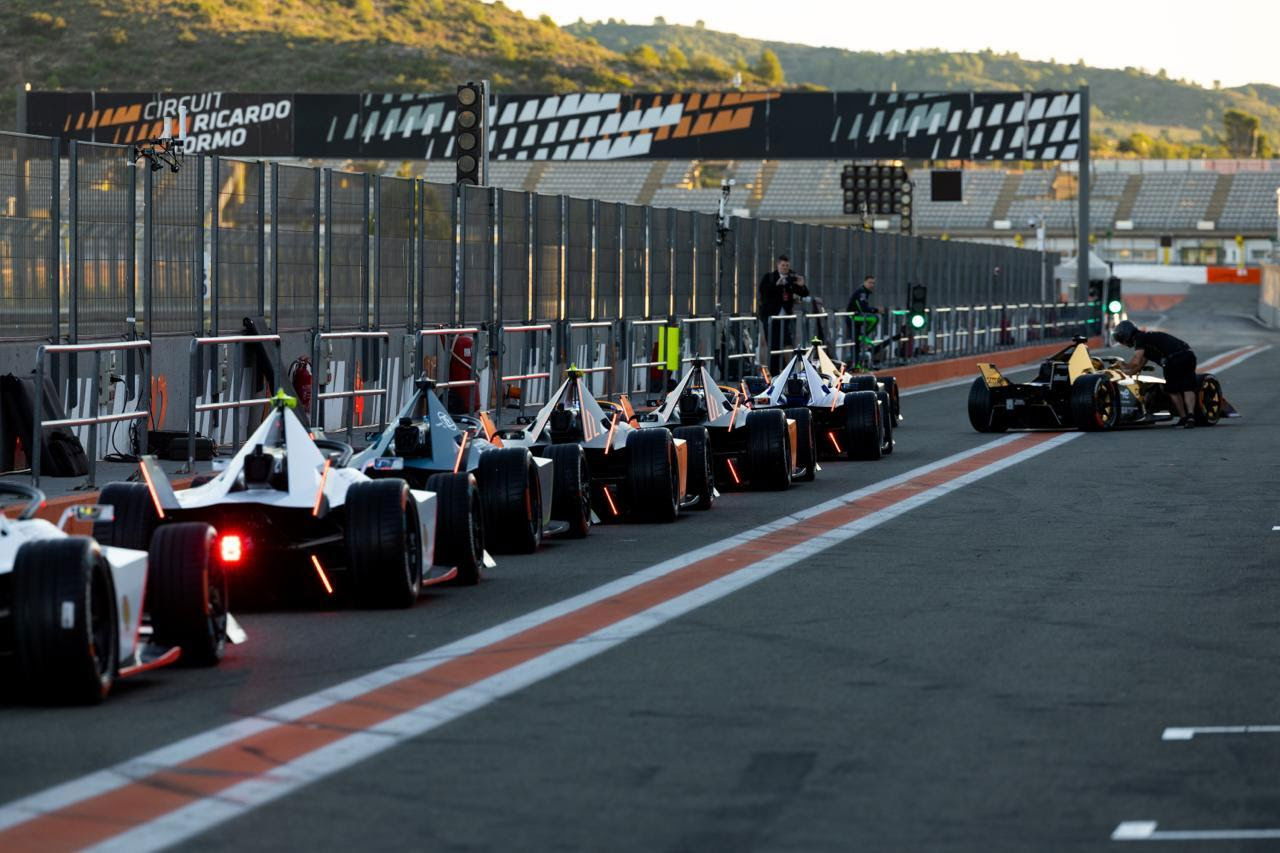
[968,337,1227,432]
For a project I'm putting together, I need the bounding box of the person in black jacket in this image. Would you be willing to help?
[1113,320,1199,428]
[757,255,808,372]
[846,274,881,364]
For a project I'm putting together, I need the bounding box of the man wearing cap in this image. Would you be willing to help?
[1112,320,1199,428]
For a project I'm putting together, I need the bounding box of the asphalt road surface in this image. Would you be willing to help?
[2,285,1277,851]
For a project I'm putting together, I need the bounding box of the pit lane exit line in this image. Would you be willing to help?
[1162,726,1280,740]
[0,431,1077,852]
[1113,822,1280,842]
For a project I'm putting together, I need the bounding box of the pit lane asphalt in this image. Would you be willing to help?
[3,286,1276,850]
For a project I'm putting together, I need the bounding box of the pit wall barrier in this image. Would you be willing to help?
[1261,266,1280,328]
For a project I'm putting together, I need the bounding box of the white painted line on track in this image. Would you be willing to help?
[0,432,1080,851]
[1162,725,1280,741]
[1113,821,1280,842]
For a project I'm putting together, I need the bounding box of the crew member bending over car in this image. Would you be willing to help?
[1112,320,1199,428]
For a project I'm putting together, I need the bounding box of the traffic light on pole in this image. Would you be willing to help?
[908,283,928,330]
[454,81,488,186]
[1104,276,1123,315]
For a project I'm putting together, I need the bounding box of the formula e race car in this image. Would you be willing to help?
[967,337,1228,432]
[95,392,487,608]
[804,340,903,429]
[350,377,591,549]
[0,482,236,704]
[748,349,893,460]
[495,369,693,522]
[637,359,816,494]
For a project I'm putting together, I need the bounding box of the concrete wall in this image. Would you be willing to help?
[1261,266,1280,328]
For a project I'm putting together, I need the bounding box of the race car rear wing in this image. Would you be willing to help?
[978,364,1010,388]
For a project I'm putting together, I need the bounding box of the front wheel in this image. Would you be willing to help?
[13,538,118,704]
[1195,374,1223,426]
[148,522,228,666]
[1069,374,1118,431]
[673,426,715,509]
[626,428,680,523]
[345,479,423,607]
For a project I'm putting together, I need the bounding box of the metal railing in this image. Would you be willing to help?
[32,340,152,487]
[184,334,282,470]
[311,330,390,442]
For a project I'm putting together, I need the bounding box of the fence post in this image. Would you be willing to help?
[324,168,333,332]
[312,167,321,331]
[212,156,221,334]
[195,154,205,337]
[257,161,266,319]
[68,141,78,349]
[143,160,153,343]
[48,136,60,344]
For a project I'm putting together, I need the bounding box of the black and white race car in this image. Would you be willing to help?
[749,349,893,460]
[97,392,487,608]
[1,482,237,704]
[351,376,592,552]
[638,358,816,494]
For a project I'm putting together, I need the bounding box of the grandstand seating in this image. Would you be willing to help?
[1218,172,1280,231]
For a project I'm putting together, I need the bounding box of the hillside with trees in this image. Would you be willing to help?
[569,18,1280,158]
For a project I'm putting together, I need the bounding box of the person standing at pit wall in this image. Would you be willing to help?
[757,255,808,373]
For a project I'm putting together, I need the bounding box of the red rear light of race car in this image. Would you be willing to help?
[219,534,243,564]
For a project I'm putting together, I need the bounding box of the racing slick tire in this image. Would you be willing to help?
[746,409,792,490]
[626,427,681,523]
[93,482,159,551]
[148,522,228,667]
[477,447,542,554]
[673,426,715,510]
[12,537,118,704]
[844,390,883,461]
[784,407,817,482]
[877,391,895,456]
[544,444,591,538]
[345,479,425,606]
[425,472,484,586]
[842,375,878,393]
[967,378,1008,433]
[1194,374,1223,426]
[1069,374,1119,431]
[879,375,901,426]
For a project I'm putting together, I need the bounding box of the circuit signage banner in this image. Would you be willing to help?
[27,90,1082,161]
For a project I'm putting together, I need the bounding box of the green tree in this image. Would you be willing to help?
[629,43,661,70]
[1223,109,1261,157]
[755,48,784,86]
[665,45,688,72]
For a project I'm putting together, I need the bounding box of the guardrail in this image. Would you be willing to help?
[498,322,555,416]
[565,320,616,397]
[32,339,152,488]
[311,330,391,442]
[183,334,282,471]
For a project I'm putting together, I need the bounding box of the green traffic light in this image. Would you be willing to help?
[1107,299,1123,314]
[909,313,927,329]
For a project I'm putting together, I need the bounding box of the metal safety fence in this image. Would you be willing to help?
[0,128,1091,473]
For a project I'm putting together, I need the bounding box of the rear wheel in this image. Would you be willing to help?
[877,391,895,455]
[477,447,542,554]
[785,407,817,482]
[673,426,715,509]
[544,444,591,537]
[967,378,1007,433]
[1070,374,1118,431]
[1195,374,1223,426]
[345,479,423,607]
[746,409,791,490]
[426,472,484,585]
[844,391,883,460]
[93,482,158,551]
[148,522,227,666]
[13,538,118,704]
[842,375,877,393]
[626,428,680,523]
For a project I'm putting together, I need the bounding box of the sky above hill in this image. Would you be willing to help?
[512,0,1279,89]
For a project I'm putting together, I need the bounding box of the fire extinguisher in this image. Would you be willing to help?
[288,356,313,409]
[448,334,476,413]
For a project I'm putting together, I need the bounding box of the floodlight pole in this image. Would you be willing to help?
[1077,85,1091,310]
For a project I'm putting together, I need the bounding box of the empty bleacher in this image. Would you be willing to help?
[1217,171,1280,231]
[914,170,1007,231]
[534,162,653,203]
[755,161,843,218]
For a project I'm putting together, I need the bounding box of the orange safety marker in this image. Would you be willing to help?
[603,413,619,454]
[453,432,469,473]
[602,485,620,516]
[312,458,331,517]
[760,365,771,383]
[138,460,167,520]
[310,555,335,595]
